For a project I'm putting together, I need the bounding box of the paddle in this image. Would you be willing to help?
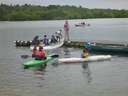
[21,54,59,59]
[21,55,31,59]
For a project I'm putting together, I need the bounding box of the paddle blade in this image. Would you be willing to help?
[50,54,59,58]
[21,55,30,59]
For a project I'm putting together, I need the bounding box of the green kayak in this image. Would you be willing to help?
[23,54,58,69]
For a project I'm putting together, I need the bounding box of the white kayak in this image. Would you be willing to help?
[58,55,112,63]
[30,38,64,51]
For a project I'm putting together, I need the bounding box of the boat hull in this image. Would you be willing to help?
[58,55,111,63]
[23,56,52,69]
[30,38,64,50]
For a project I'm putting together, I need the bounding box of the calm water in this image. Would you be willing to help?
[0,18,128,96]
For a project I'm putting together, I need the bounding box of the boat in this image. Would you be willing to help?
[85,42,128,55]
[75,23,90,27]
[30,38,64,51]
[58,55,111,63]
[23,54,58,69]
[64,41,128,55]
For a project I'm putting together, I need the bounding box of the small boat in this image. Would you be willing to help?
[58,55,111,63]
[23,54,58,69]
[85,42,128,55]
[30,38,64,51]
[75,23,90,27]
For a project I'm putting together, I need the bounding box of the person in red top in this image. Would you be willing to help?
[35,46,46,60]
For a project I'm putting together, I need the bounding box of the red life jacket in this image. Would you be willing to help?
[36,50,46,58]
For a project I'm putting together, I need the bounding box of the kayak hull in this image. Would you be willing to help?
[23,56,52,69]
[58,55,111,63]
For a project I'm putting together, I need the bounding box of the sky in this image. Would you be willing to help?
[0,0,128,9]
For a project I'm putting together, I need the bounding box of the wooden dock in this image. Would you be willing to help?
[63,41,128,55]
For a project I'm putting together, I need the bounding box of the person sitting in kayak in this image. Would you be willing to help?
[81,48,89,58]
[32,46,37,58]
[34,46,47,71]
[43,35,49,46]
[35,46,46,60]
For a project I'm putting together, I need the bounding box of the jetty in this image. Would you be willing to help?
[64,41,128,55]
[14,40,128,55]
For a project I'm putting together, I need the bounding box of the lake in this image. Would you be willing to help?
[0,18,128,96]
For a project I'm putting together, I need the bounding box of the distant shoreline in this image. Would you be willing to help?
[0,4,128,21]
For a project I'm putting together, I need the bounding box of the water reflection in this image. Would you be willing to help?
[63,47,70,57]
[82,62,92,83]
[33,65,47,80]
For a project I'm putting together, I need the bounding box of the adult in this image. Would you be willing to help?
[32,46,37,58]
[43,35,49,46]
[51,34,57,44]
[35,46,46,60]
[64,20,70,42]
[32,35,40,46]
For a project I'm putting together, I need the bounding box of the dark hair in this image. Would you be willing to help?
[33,46,37,50]
[83,49,88,52]
[39,46,43,50]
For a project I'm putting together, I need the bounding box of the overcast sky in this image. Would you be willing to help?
[0,0,128,9]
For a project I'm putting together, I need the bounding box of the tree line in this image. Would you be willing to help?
[0,4,128,21]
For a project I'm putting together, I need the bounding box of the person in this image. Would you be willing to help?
[32,35,39,45]
[35,46,46,60]
[81,48,89,58]
[50,34,57,44]
[64,20,70,41]
[43,35,49,46]
[32,46,37,58]
[55,32,60,42]
[57,29,63,39]
[35,46,47,70]
[81,48,91,83]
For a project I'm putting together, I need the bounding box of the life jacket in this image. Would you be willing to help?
[82,52,89,58]
[36,50,46,59]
